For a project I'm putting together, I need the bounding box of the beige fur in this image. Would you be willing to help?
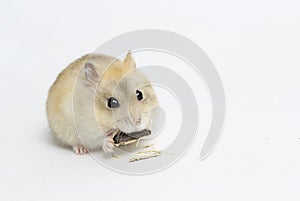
[46,52,158,154]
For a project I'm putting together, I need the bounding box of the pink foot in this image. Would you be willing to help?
[73,145,89,155]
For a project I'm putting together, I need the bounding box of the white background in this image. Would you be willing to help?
[1,0,300,200]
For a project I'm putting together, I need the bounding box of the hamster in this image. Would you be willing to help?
[46,52,158,154]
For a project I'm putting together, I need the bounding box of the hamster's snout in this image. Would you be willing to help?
[126,113,142,126]
[117,114,149,134]
[127,115,142,128]
[132,116,142,125]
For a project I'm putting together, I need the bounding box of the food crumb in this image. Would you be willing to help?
[129,150,161,162]
[143,144,154,148]
[112,154,120,159]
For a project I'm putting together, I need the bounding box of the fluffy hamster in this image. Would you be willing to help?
[46,52,158,154]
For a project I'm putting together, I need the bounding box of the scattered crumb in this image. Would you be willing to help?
[137,149,161,155]
[112,154,120,159]
[136,138,142,147]
[129,150,161,162]
[143,144,154,148]
[112,141,163,162]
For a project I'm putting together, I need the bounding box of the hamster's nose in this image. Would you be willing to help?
[134,116,142,125]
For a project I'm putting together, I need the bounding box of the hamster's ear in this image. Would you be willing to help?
[123,50,136,70]
[85,62,99,82]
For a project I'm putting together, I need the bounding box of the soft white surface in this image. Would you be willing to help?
[1,0,300,200]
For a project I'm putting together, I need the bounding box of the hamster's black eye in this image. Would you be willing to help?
[136,90,143,101]
[107,97,119,108]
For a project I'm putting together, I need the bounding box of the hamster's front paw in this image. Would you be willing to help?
[102,136,115,154]
[73,145,89,155]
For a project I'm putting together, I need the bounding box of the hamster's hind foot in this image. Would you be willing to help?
[73,145,89,155]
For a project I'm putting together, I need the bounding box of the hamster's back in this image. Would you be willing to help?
[46,54,117,146]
